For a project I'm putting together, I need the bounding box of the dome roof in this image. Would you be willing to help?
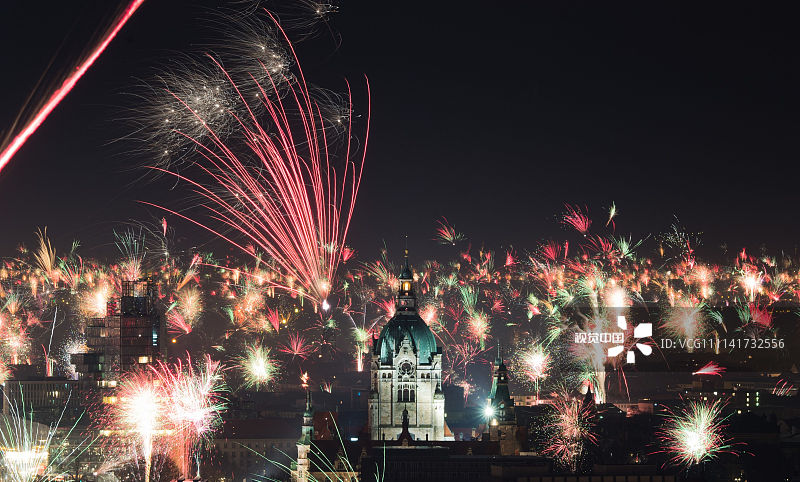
[374,312,439,365]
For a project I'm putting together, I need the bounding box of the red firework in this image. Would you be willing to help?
[0,0,146,175]
[692,361,726,377]
[143,14,369,308]
[562,204,592,235]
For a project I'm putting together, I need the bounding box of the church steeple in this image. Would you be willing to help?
[299,390,314,445]
[397,243,416,312]
[295,390,314,481]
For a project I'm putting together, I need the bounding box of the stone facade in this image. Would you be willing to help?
[369,333,447,441]
[368,255,453,441]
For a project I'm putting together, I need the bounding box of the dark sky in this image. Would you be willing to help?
[1,1,798,261]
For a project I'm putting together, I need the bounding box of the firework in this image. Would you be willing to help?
[143,12,370,309]
[81,282,113,319]
[0,393,93,482]
[662,297,706,351]
[0,361,10,385]
[692,361,725,377]
[168,287,204,335]
[605,202,618,229]
[152,355,227,479]
[115,229,147,282]
[543,397,597,472]
[656,399,735,468]
[434,217,465,245]
[516,343,550,401]
[32,228,59,285]
[0,0,145,175]
[58,334,88,379]
[238,343,280,389]
[279,332,316,360]
[562,204,591,235]
[115,371,165,482]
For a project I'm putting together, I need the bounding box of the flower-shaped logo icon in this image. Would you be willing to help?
[607,316,652,363]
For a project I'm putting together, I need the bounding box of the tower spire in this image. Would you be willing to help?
[403,235,410,273]
[397,237,416,311]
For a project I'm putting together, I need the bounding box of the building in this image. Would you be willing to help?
[368,254,453,442]
[1,377,83,426]
[210,418,299,481]
[485,346,524,455]
[294,392,314,481]
[71,279,166,387]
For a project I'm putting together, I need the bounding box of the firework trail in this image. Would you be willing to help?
[692,361,725,377]
[0,391,94,482]
[655,399,736,468]
[143,12,370,310]
[772,379,795,396]
[434,217,465,245]
[0,0,146,175]
[562,204,591,236]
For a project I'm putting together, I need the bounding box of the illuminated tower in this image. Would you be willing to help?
[368,250,453,441]
[487,344,521,455]
[294,391,314,482]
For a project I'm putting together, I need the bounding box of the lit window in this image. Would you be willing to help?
[138,356,150,364]
[403,282,410,291]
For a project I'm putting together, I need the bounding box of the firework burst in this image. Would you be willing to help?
[238,343,280,389]
[115,371,166,482]
[152,355,227,479]
[655,399,736,468]
[515,343,550,401]
[543,396,597,472]
[143,12,370,309]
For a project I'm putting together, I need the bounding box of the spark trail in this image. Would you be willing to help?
[0,0,146,175]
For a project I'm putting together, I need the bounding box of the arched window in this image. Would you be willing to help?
[410,389,415,402]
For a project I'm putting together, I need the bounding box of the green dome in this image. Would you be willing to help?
[374,312,439,365]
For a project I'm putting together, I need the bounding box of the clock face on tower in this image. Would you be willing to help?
[399,361,413,376]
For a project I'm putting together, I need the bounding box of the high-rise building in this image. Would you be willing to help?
[71,278,165,388]
[368,253,453,441]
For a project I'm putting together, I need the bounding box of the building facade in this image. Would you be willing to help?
[368,255,453,441]
[71,279,165,386]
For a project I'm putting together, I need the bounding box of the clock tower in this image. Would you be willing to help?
[368,251,453,441]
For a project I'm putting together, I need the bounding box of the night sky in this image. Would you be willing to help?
[1,1,798,261]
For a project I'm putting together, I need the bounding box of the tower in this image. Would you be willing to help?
[294,391,314,482]
[368,250,453,441]
[486,344,521,455]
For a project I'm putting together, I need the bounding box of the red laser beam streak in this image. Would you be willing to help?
[0,0,146,175]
